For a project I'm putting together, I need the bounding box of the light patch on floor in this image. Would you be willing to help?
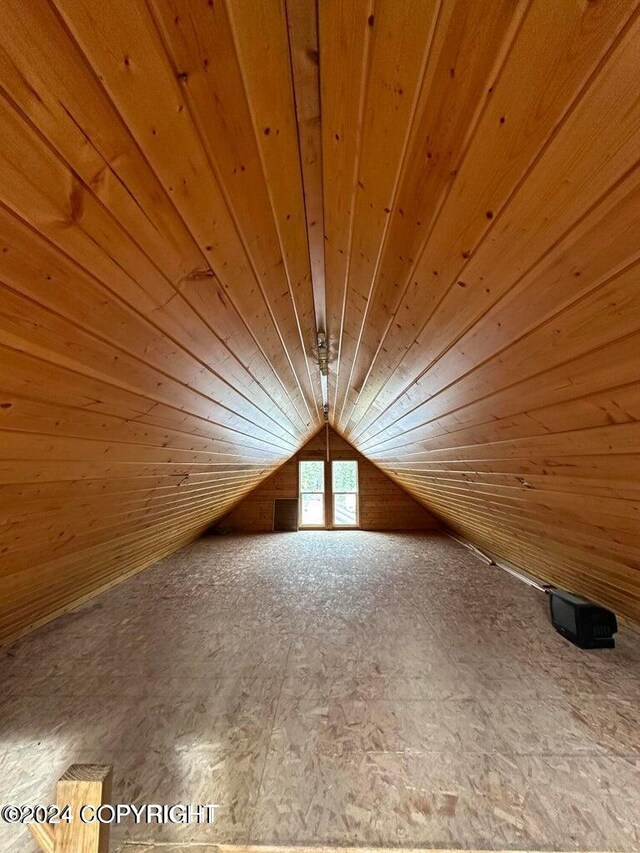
[1,532,640,853]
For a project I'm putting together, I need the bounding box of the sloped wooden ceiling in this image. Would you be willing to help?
[0,0,639,641]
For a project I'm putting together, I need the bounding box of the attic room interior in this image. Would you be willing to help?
[1,0,639,851]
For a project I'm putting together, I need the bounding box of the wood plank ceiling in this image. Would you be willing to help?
[0,0,639,641]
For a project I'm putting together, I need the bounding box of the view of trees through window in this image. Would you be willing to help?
[299,461,324,493]
[299,460,359,527]
[332,461,357,492]
[332,461,358,526]
[299,460,324,526]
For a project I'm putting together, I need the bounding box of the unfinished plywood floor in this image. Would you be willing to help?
[2,532,640,853]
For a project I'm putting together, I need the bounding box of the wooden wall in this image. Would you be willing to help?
[320,0,640,623]
[1,0,640,641]
[0,0,324,644]
[221,427,437,532]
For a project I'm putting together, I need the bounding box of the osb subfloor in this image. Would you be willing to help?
[2,532,640,853]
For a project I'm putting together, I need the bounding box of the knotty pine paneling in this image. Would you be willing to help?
[0,0,322,644]
[323,0,640,622]
[220,426,437,533]
[1,0,640,641]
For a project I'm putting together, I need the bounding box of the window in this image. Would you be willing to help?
[332,460,358,527]
[299,460,325,527]
[298,459,359,529]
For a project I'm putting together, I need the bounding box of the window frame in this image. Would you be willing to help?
[331,459,359,528]
[298,460,326,528]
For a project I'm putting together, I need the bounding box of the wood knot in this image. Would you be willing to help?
[187,268,215,281]
[68,180,84,224]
